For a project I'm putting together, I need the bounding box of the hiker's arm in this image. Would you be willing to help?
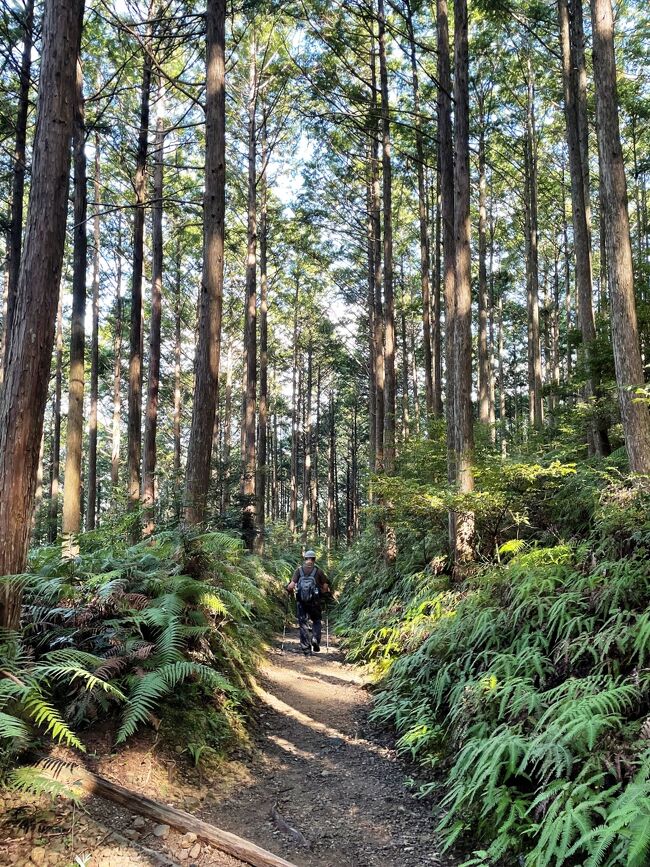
[286,569,299,594]
[317,569,331,594]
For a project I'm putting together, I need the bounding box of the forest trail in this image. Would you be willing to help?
[0,628,451,867]
[199,627,450,867]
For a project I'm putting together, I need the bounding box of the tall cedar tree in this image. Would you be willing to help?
[86,135,101,530]
[403,0,434,417]
[184,0,227,524]
[437,0,456,483]
[242,39,258,551]
[524,58,543,431]
[61,60,87,538]
[143,77,165,535]
[256,110,269,552]
[48,302,63,542]
[4,0,34,374]
[452,0,475,564]
[377,0,396,477]
[0,0,84,629]
[128,34,152,536]
[558,0,610,456]
[370,31,384,473]
[111,217,123,493]
[590,0,650,473]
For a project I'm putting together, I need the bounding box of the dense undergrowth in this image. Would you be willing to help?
[0,523,292,791]
[337,434,650,867]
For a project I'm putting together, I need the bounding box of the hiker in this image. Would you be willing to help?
[286,550,331,654]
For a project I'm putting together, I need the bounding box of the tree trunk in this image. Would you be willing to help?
[327,393,335,552]
[404,0,433,417]
[562,172,574,385]
[256,110,269,554]
[220,341,232,515]
[311,366,320,533]
[111,216,123,494]
[401,308,410,441]
[184,0,226,524]
[62,59,87,538]
[128,43,152,536]
[366,147,377,471]
[173,244,182,486]
[598,131,609,312]
[299,364,306,535]
[410,315,421,436]
[0,0,84,630]
[452,0,475,565]
[352,406,359,539]
[477,116,491,428]
[1,264,7,385]
[572,0,592,247]
[498,289,507,454]
[289,280,300,535]
[272,405,279,521]
[590,0,650,474]
[33,430,46,537]
[432,173,443,416]
[86,134,101,531]
[377,0,395,480]
[524,58,544,431]
[48,301,64,543]
[143,79,165,536]
[558,0,610,454]
[551,247,561,423]
[437,0,456,485]
[301,344,313,543]
[345,451,352,545]
[4,0,35,373]
[241,41,258,552]
[488,198,497,439]
[370,36,384,473]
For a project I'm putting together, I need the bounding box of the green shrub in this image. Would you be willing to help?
[1,526,284,777]
[337,462,650,866]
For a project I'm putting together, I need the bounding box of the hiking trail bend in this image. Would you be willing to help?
[200,626,449,867]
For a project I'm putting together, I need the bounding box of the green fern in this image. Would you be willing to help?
[337,465,650,867]
[0,711,30,743]
[22,691,85,751]
[9,765,83,801]
[116,661,235,743]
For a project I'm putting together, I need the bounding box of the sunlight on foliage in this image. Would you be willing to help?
[1,525,285,788]
[337,458,650,866]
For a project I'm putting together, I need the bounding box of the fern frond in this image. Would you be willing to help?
[0,710,30,743]
[153,618,184,664]
[23,691,85,751]
[9,765,82,802]
[116,661,233,743]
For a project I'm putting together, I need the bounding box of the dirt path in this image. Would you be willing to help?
[1,628,452,867]
[199,627,450,867]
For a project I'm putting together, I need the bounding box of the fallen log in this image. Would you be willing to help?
[35,756,298,867]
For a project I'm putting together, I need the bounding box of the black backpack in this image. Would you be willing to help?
[296,566,320,605]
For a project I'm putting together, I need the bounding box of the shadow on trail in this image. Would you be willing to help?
[196,628,453,867]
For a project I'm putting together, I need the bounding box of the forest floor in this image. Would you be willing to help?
[1,628,453,867]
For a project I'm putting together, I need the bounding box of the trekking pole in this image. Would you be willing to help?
[325,601,329,653]
[280,596,290,653]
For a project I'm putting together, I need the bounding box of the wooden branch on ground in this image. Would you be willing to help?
[35,756,298,867]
